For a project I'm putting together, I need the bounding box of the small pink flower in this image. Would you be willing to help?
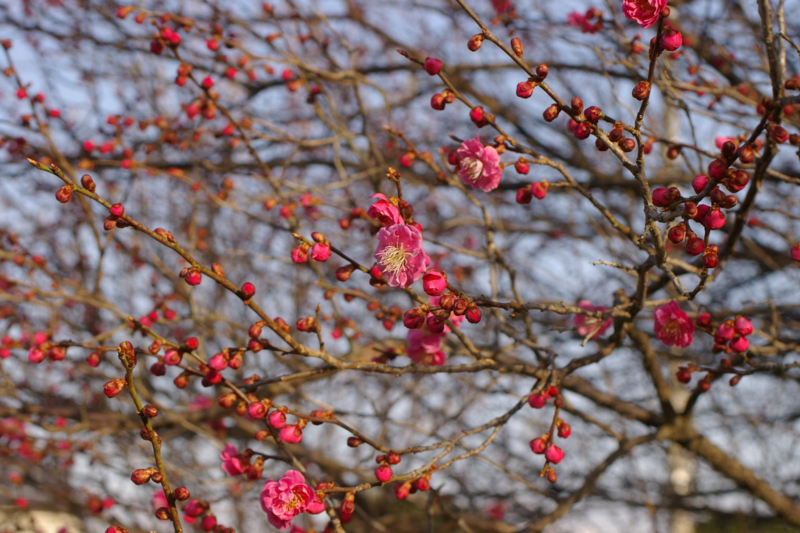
[151,490,168,510]
[567,11,600,33]
[374,224,430,288]
[368,193,404,227]
[406,328,446,366]
[188,395,212,411]
[456,136,503,192]
[654,301,695,348]
[260,470,316,530]
[221,444,246,476]
[622,0,667,28]
[573,300,612,338]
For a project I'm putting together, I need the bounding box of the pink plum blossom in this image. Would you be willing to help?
[151,490,168,510]
[456,136,503,192]
[567,11,600,33]
[573,300,613,339]
[260,470,317,530]
[622,0,667,28]
[406,328,446,366]
[368,193,404,227]
[374,224,430,288]
[654,301,695,347]
[220,444,246,476]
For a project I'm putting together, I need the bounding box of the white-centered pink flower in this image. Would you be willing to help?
[654,301,695,347]
[260,470,323,530]
[456,136,503,192]
[374,224,430,288]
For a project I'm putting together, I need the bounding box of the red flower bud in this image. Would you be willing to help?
[729,336,749,352]
[570,97,584,115]
[467,34,484,51]
[511,37,524,57]
[422,269,447,296]
[430,93,446,110]
[131,468,152,485]
[660,28,683,51]
[734,316,753,336]
[55,185,73,203]
[632,81,651,101]
[240,282,256,299]
[103,378,127,398]
[423,57,442,75]
[667,224,685,243]
[584,106,603,123]
[573,122,591,140]
[466,304,482,324]
[692,174,709,194]
[686,236,705,256]
[530,437,547,454]
[516,81,534,99]
[528,393,546,409]
[544,445,565,464]
[543,104,560,122]
[532,181,549,199]
[109,203,124,217]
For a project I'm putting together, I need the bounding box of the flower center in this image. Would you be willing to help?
[664,319,681,339]
[279,489,305,515]
[461,157,484,182]
[377,245,409,275]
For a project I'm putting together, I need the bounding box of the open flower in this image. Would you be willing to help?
[456,136,503,192]
[654,301,695,347]
[260,470,317,530]
[220,444,247,476]
[573,300,612,339]
[374,224,430,288]
[622,0,667,28]
[368,193,403,227]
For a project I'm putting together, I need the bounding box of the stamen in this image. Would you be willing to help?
[377,245,409,275]
[461,157,484,182]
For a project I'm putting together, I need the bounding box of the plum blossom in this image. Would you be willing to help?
[573,300,613,339]
[220,444,247,476]
[260,470,323,530]
[622,0,667,28]
[151,490,168,510]
[368,193,403,227]
[406,328,446,366]
[567,11,601,33]
[654,301,695,347]
[456,136,503,192]
[374,224,430,288]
